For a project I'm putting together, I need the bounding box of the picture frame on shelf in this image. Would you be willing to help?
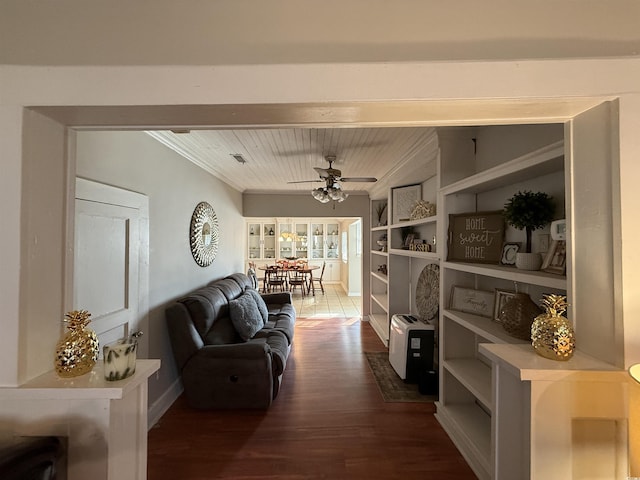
[541,239,567,275]
[449,285,495,318]
[493,289,516,322]
[392,184,422,224]
[500,242,520,265]
[403,233,416,249]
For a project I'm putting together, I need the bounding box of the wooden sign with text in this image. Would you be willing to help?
[447,211,505,263]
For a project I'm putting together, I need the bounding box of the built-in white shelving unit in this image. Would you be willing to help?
[368,122,626,480]
[369,180,439,346]
[434,124,626,480]
[435,137,568,480]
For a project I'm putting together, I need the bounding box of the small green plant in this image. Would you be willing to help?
[503,191,555,253]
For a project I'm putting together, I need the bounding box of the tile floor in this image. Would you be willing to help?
[289,283,362,318]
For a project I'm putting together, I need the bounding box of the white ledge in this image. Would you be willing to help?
[479,343,623,382]
[0,359,160,400]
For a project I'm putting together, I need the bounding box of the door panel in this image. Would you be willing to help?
[75,199,139,347]
[74,178,149,355]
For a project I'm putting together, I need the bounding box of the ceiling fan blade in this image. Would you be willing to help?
[339,177,378,183]
[287,180,323,184]
[313,167,330,178]
[314,166,342,177]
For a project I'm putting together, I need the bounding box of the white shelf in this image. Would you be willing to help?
[435,402,491,480]
[371,249,389,257]
[372,225,388,232]
[371,271,388,284]
[443,358,492,410]
[443,309,528,345]
[389,248,439,260]
[388,215,437,229]
[371,293,388,310]
[440,140,564,196]
[443,261,566,290]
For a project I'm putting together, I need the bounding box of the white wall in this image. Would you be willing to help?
[75,131,244,413]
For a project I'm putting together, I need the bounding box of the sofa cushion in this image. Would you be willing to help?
[226,272,253,290]
[214,278,244,302]
[229,292,264,341]
[180,286,228,338]
[245,288,268,325]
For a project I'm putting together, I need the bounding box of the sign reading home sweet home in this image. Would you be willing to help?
[447,211,505,263]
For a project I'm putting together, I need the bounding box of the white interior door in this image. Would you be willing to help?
[74,178,149,355]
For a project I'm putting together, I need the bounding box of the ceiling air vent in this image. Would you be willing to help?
[231,154,247,164]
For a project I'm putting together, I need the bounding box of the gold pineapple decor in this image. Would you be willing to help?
[54,310,100,377]
[531,294,575,361]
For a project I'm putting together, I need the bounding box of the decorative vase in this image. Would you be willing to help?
[531,294,575,361]
[499,293,542,341]
[54,310,99,378]
[515,252,542,271]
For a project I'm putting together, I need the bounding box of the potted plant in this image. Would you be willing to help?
[503,190,555,270]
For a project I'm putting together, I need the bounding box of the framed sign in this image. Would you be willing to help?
[392,184,421,224]
[447,211,505,263]
[449,286,494,318]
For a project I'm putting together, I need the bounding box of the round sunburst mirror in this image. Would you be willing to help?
[189,201,219,267]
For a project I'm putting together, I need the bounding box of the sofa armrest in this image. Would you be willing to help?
[260,291,292,305]
[166,303,205,371]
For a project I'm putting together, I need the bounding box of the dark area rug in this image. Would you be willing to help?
[364,352,436,403]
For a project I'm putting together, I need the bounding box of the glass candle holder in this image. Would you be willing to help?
[103,341,137,381]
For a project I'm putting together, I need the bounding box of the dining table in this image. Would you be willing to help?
[258,264,320,295]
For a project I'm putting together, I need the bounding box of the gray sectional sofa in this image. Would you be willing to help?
[165,272,295,409]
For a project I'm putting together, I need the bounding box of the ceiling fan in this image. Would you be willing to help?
[289,155,377,204]
[288,155,378,186]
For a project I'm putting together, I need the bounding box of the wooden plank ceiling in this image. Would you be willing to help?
[147,127,439,195]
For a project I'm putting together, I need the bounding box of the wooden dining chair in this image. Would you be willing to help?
[265,266,287,292]
[287,269,307,296]
[311,261,326,295]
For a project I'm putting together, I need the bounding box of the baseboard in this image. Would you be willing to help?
[148,377,183,430]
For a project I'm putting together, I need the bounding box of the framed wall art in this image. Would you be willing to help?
[449,286,495,318]
[392,184,422,224]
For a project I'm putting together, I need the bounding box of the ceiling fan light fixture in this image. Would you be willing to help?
[311,187,331,203]
[311,188,325,200]
[327,186,341,201]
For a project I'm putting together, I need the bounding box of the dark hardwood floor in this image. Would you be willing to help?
[148,317,476,479]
